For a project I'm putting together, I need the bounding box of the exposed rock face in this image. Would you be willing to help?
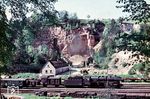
[62,31,90,57]
[69,55,86,66]
[107,50,150,75]
[34,21,105,64]
[93,40,105,52]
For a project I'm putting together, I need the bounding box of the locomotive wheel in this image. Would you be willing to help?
[32,82,36,87]
[55,85,59,87]
[43,83,47,87]
[117,85,121,88]
[98,82,105,88]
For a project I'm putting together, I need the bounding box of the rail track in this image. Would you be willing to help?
[1,83,150,92]
[122,83,150,89]
[2,83,150,98]
[2,88,150,98]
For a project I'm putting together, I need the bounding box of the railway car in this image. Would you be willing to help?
[41,76,61,87]
[25,78,38,87]
[1,78,27,88]
[40,77,48,87]
[64,76,84,87]
[47,77,61,87]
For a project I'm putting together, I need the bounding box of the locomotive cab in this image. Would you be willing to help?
[105,75,122,88]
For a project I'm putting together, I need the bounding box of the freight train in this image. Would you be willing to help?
[1,75,150,89]
[1,75,123,88]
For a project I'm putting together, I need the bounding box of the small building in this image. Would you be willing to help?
[41,60,70,76]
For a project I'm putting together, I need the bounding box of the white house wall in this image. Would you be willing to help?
[41,62,56,76]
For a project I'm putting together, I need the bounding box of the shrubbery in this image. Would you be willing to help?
[122,62,128,67]
[12,73,38,79]
[128,61,150,77]
[128,68,136,75]
[94,64,109,69]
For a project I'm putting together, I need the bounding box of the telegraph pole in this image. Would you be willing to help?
[106,66,111,99]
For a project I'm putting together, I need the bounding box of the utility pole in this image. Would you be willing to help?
[105,63,113,99]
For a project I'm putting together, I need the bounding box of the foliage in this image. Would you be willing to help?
[19,94,65,99]
[116,0,150,23]
[113,20,150,77]
[0,0,57,67]
[0,6,15,72]
[12,73,38,79]
[116,0,150,56]
[112,65,118,69]
[58,11,78,21]
[115,28,150,57]
[128,61,150,77]
[80,70,89,75]
[1,0,58,21]
[122,62,128,67]
[103,19,121,56]
[116,0,150,77]
[118,74,144,78]
[93,19,121,68]
[87,20,105,42]
[93,64,109,69]
[128,67,136,75]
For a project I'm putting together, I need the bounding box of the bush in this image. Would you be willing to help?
[128,68,136,75]
[112,65,118,69]
[93,64,100,68]
[94,64,109,69]
[12,73,38,79]
[134,63,145,71]
[82,70,89,75]
[99,64,109,69]
[122,62,128,67]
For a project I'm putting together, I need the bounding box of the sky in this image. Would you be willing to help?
[55,0,128,19]
[6,0,150,20]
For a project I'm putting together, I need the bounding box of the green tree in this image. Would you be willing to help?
[0,6,14,96]
[116,0,150,57]
[0,0,58,94]
[116,0,150,77]
[1,0,58,21]
[0,0,59,65]
[116,0,150,23]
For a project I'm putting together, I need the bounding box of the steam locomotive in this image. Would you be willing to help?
[1,75,123,88]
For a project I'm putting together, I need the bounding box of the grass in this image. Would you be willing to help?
[117,74,144,78]
[20,94,101,99]
[12,73,38,79]
[18,94,73,99]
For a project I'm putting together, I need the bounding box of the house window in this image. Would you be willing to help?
[50,70,52,73]
[45,70,48,74]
